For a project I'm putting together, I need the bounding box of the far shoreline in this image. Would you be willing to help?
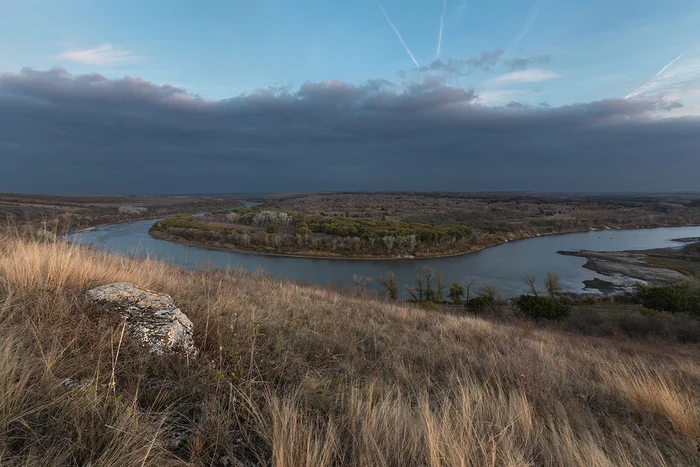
[145,222,700,262]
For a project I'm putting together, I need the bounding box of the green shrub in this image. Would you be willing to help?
[517,295,571,321]
[449,281,465,304]
[638,284,700,317]
[465,295,494,313]
[266,224,280,234]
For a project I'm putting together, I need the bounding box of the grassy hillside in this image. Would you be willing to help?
[0,234,699,465]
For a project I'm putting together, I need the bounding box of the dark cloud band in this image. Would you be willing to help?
[0,67,698,194]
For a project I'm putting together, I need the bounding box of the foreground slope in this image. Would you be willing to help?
[0,235,698,466]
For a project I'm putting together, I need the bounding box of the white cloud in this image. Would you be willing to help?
[476,90,521,105]
[491,68,561,83]
[626,52,700,100]
[59,43,139,65]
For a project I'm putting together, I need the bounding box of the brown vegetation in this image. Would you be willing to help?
[0,193,245,233]
[280,192,700,236]
[1,232,699,465]
[151,192,700,259]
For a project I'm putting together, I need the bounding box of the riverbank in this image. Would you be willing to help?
[559,241,700,293]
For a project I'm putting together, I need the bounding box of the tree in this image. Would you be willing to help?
[480,284,497,300]
[226,211,240,223]
[294,222,312,237]
[544,272,561,298]
[449,281,465,304]
[464,279,476,303]
[382,236,395,253]
[406,235,417,252]
[436,273,446,303]
[523,276,539,296]
[413,275,425,301]
[352,274,373,296]
[422,266,436,302]
[378,272,399,300]
[405,285,419,301]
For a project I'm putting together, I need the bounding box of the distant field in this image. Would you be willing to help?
[0,193,245,232]
[278,192,700,233]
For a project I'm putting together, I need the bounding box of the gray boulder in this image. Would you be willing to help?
[86,282,196,357]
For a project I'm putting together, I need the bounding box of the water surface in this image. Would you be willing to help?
[67,220,700,297]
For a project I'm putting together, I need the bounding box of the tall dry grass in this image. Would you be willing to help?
[0,234,699,465]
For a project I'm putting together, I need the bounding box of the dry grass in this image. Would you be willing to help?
[0,233,699,465]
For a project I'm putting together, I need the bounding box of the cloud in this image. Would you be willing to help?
[418,49,503,75]
[626,52,700,100]
[413,50,551,77]
[492,68,560,83]
[0,67,698,194]
[476,89,521,106]
[59,43,139,65]
[504,55,550,71]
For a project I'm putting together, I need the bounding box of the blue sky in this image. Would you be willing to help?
[2,0,699,108]
[1,1,700,194]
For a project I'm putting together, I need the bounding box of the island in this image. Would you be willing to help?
[148,193,700,259]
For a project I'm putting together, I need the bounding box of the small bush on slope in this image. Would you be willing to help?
[517,295,572,321]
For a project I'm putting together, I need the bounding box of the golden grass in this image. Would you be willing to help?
[0,234,699,465]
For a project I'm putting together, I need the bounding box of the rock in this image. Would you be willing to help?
[86,282,196,357]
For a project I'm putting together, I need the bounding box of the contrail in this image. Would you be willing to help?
[625,53,685,99]
[650,53,684,82]
[376,0,419,68]
[506,0,545,55]
[437,0,446,59]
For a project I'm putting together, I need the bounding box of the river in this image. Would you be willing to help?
[66,220,700,297]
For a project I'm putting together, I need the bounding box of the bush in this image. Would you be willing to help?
[638,284,700,317]
[449,281,465,304]
[564,308,700,343]
[266,224,280,234]
[517,295,571,321]
[465,295,494,313]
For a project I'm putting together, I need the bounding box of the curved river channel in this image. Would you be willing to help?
[66,220,700,297]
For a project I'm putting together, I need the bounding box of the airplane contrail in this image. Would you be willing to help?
[437,0,447,59]
[625,53,685,99]
[506,0,545,55]
[376,0,419,68]
[650,53,684,82]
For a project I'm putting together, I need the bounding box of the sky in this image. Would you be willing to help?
[1,0,700,194]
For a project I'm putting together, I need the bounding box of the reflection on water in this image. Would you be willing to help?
[67,220,700,297]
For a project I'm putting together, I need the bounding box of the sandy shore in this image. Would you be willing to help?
[559,248,688,292]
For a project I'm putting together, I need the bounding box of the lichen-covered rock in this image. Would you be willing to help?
[86,282,196,357]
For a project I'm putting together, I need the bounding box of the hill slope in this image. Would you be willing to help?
[0,235,698,466]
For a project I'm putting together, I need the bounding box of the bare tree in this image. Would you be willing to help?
[480,284,498,299]
[382,236,396,253]
[415,275,425,301]
[436,273,446,303]
[545,272,561,298]
[405,285,420,301]
[396,236,407,250]
[406,235,417,252]
[523,276,539,296]
[352,274,374,296]
[422,266,436,302]
[464,278,476,303]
